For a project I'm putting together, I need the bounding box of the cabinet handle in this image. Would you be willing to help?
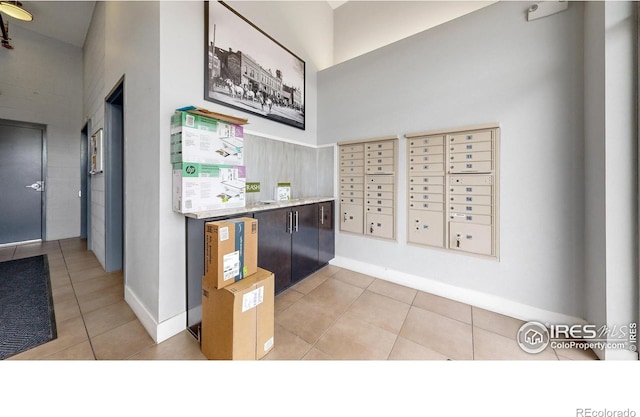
[370,223,375,234]
[320,206,324,224]
[294,210,299,232]
[343,212,348,222]
[288,212,293,234]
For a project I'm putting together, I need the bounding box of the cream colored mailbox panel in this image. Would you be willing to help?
[339,144,365,235]
[407,134,446,249]
[339,137,397,240]
[365,141,396,240]
[407,126,499,258]
[448,174,495,255]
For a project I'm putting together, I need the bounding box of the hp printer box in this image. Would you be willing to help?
[170,111,244,166]
[172,163,246,214]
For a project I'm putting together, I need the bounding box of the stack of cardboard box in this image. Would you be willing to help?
[200,217,275,360]
[171,107,249,214]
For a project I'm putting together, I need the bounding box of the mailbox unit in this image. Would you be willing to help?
[406,125,500,258]
[339,136,398,240]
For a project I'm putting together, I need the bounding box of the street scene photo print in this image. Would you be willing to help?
[205,1,305,130]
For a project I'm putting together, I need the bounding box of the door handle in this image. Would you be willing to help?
[320,206,324,225]
[294,210,299,232]
[288,211,293,234]
[25,181,45,192]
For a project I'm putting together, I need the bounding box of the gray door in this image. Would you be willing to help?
[105,80,124,273]
[0,122,44,244]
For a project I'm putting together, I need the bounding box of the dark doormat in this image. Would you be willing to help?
[0,254,57,359]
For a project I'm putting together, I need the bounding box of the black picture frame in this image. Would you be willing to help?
[204,1,305,130]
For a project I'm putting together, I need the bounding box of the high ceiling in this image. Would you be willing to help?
[4,1,95,48]
[2,1,490,56]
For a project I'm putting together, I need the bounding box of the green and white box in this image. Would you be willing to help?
[274,182,291,201]
[172,163,246,214]
[170,111,244,165]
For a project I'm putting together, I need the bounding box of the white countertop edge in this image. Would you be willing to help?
[183,197,336,220]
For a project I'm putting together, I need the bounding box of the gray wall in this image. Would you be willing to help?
[319,2,587,320]
[0,24,83,241]
[333,0,495,64]
[84,2,105,262]
[84,1,165,338]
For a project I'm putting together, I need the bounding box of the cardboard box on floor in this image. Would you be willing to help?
[201,268,275,360]
[204,217,257,289]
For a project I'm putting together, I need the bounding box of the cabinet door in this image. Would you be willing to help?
[318,201,335,266]
[291,204,320,284]
[255,208,292,294]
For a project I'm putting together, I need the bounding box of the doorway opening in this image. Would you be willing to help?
[80,123,91,245]
[105,78,124,273]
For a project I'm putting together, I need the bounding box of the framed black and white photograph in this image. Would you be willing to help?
[205,1,305,130]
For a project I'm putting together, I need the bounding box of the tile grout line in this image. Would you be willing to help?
[384,284,418,360]
[470,306,475,360]
[303,276,372,359]
[58,240,98,360]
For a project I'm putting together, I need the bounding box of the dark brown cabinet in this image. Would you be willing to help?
[318,200,335,266]
[291,203,320,284]
[255,203,321,294]
[253,207,293,293]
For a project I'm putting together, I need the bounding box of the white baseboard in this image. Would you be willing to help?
[124,285,187,344]
[329,256,588,327]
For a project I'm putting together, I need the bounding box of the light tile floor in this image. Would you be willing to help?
[2,238,598,360]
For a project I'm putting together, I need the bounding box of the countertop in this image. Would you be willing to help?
[183,196,335,220]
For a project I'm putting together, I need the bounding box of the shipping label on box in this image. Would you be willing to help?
[222,250,240,282]
[242,286,264,312]
[172,163,246,214]
[170,112,244,165]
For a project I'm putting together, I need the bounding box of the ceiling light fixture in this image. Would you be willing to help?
[0,1,33,22]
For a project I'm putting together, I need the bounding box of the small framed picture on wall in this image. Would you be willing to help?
[90,128,103,175]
